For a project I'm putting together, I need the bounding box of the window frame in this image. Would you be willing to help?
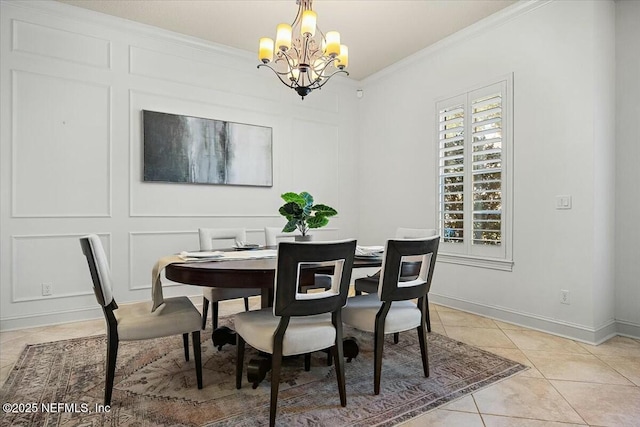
[435,75,514,271]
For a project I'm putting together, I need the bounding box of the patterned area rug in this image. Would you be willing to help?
[1,317,526,426]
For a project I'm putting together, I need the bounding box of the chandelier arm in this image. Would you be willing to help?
[315,57,338,76]
[257,63,295,88]
[261,60,296,78]
[292,2,303,27]
[277,51,302,87]
[279,50,298,72]
[311,69,349,89]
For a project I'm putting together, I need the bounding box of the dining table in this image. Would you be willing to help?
[164,247,383,386]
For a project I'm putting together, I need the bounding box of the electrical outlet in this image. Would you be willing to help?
[42,283,52,296]
[560,289,570,305]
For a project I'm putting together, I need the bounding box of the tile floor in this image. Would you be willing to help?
[1,299,639,426]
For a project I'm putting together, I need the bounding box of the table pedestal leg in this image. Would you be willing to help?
[245,337,360,387]
[260,287,273,308]
[324,336,360,365]
[212,326,237,350]
[247,355,272,388]
[343,336,360,362]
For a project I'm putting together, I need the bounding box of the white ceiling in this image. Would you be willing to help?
[56,0,516,81]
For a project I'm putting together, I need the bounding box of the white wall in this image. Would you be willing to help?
[0,0,360,329]
[615,0,640,337]
[357,0,627,343]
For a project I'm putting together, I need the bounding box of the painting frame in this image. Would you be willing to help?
[142,110,273,187]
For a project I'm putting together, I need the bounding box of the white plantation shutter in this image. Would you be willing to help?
[438,99,465,245]
[436,77,512,266]
[471,91,502,246]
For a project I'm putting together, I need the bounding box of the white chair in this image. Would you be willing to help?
[264,226,301,247]
[199,228,261,330]
[354,227,437,335]
[79,234,203,405]
[235,239,356,427]
[342,236,440,395]
[264,226,332,292]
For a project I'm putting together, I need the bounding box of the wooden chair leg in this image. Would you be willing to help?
[202,297,209,330]
[333,320,347,407]
[373,326,385,395]
[244,297,250,312]
[236,336,245,389]
[192,331,203,389]
[269,350,283,427]
[212,301,219,330]
[373,303,391,395]
[425,294,431,332]
[393,332,399,344]
[105,335,118,406]
[182,333,190,361]
[417,324,429,377]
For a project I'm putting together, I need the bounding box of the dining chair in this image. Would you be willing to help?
[199,228,262,330]
[354,227,437,335]
[234,239,356,427]
[264,226,332,292]
[79,234,203,406]
[342,235,439,395]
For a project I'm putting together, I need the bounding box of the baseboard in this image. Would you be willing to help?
[2,292,638,342]
[616,319,640,340]
[429,293,639,344]
[0,306,105,332]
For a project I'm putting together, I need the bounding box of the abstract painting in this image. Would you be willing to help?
[143,110,272,187]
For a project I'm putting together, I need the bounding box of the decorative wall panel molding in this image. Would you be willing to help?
[11,70,111,218]
[11,233,109,302]
[291,119,340,206]
[12,19,111,69]
[129,231,198,291]
[129,46,272,99]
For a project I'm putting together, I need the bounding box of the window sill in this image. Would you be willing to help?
[437,253,513,271]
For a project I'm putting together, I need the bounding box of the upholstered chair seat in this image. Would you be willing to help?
[114,297,201,341]
[235,310,335,356]
[341,294,421,334]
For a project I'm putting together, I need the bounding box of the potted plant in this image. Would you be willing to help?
[278,191,337,240]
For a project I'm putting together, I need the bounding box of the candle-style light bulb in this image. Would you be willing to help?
[325,31,341,57]
[337,45,349,69]
[258,38,274,63]
[301,10,317,36]
[276,23,292,51]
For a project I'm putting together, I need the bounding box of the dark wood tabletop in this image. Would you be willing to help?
[166,257,280,289]
[165,253,382,308]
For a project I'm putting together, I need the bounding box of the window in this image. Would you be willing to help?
[436,77,513,270]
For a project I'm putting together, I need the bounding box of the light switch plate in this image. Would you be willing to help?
[556,195,572,210]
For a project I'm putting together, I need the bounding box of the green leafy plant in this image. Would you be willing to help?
[279,191,337,236]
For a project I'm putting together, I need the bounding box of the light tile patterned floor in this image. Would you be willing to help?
[1,299,639,426]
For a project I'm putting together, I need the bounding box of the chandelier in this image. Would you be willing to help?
[258,0,349,99]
